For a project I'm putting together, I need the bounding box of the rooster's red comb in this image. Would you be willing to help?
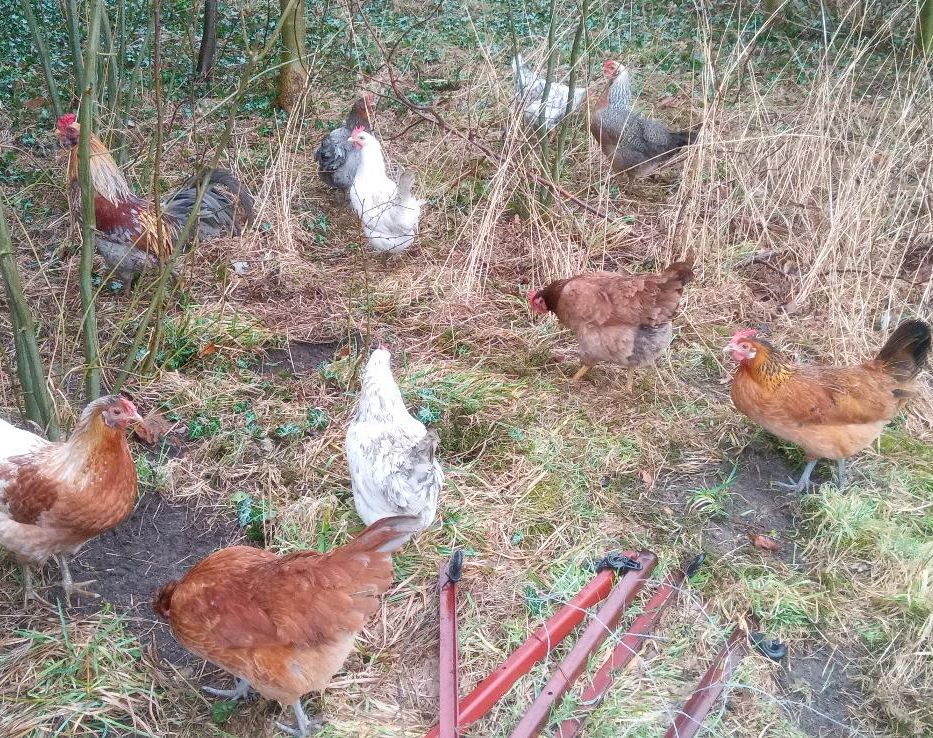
[527,288,538,301]
[350,125,366,136]
[603,60,620,76]
[57,113,78,130]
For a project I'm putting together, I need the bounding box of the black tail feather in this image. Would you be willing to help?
[876,319,931,382]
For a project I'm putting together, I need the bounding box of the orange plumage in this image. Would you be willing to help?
[153,515,421,737]
[725,320,930,491]
[0,395,142,602]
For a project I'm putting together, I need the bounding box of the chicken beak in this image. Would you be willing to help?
[128,409,144,425]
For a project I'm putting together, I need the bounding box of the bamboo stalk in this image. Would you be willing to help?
[0,199,60,439]
[552,0,588,182]
[64,0,85,99]
[77,0,105,401]
[921,0,933,54]
[114,0,301,388]
[18,0,63,117]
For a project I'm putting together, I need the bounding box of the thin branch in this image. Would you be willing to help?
[77,0,105,401]
[18,0,63,117]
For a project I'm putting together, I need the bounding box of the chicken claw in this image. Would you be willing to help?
[570,365,592,382]
[21,565,53,607]
[58,555,99,605]
[775,460,817,494]
[275,700,324,737]
[203,677,252,700]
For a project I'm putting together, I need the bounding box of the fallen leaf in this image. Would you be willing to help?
[640,469,655,489]
[662,506,674,516]
[134,410,173,445]
[198,342,217,358]
[23,96,46,109]
[748,533,780,552]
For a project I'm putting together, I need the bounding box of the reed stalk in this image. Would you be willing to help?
[18,0,63,117]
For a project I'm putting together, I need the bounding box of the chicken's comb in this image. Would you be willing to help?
[731,328,759,342]
[603,60,620,76]
[527,288,538,301]
[350,125,367,136]
[57,113,78,130]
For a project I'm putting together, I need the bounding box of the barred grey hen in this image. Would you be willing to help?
[589,60,700,179]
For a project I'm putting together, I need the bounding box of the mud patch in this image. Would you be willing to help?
[260,339,342,376]
[69,493,242,666]
[778,645,860,736]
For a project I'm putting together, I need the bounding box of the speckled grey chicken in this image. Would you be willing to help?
[345,349,442,530]
[589,61,700,179]
[314,94,374,192]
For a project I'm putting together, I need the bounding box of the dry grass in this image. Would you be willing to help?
[1,1,933,736]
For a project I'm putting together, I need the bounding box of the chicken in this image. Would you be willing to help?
[56,113,255,292]
[589,60,700,179]
[347,128,424,253]
[528,262,694,389]
[314,93,375,192]
[725,320,931,492]
[511,55,588,132]
[345,348,442,530]
[153,515,421,737]
[0,394,141,603]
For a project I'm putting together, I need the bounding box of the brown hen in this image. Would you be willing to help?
[528,261,694,389]
[154,515,421,737]
[725,320,930,492]
[0,395,141,603]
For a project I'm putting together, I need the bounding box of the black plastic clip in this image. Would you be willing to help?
[751,632,787,661]
[595,552,643,573]
[684,552,706,578]
[447,549,464,583]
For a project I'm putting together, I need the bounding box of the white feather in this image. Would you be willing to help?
[511,55,587,132]
[345,349,442,530]
[0,418,49,461]
[348,133,424,253]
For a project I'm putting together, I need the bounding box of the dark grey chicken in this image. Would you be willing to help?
[314,94,374,192]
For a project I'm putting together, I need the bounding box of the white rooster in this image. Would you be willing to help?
[345,349,442,531]
[512,55,588,132]
[347,127,424,254]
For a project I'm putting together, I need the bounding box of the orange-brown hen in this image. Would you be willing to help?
[725,320,930,492]
[0,394,141,603]
[528,261,694,389]
[154,515,421,737]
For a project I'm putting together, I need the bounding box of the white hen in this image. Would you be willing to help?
[345,349,442,531]
[0,418,50,461]
[512,55,588,132]
[347,128,424,254]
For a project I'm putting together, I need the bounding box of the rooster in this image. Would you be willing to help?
[0,395,141,603]
[725,320,931,492]
[511,55,588,132]
[528,262,694,390]
[154,515,422,737]
[347,127,423,253]
[345,348,442,530]
[314,93,375,192]
[56,113,255,292]
[590,60,700,179]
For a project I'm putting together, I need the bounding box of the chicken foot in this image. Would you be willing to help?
[836,459,848,491]
[275,700,324,737]
[58,555,99,604]
[776,460,817,494]
[20,565,53,607]
[570,365,592,382]
[203,677,252,700]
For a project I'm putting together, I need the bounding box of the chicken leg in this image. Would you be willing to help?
[204,677,252,700]
[836,459,848,491]
[625,368,636,393]
[58,555,99,604]
[776,460,817,494]
[21,564,52,606]
[570,365,592,382]
[275,700,323,737]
